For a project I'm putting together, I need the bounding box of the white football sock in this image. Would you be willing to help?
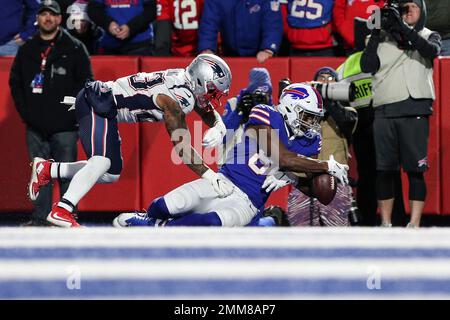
[62,156,112,206]
[50,161,87,179]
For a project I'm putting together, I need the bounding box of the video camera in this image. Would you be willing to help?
[378,0,407,31]
[310,81,356,103]
[237,89,270,123]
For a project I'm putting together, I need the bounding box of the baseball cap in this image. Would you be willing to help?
[38,0,61,15]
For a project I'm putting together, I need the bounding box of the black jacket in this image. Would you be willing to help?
[9,28,93,135]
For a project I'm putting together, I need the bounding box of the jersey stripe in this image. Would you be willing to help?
[251,107,270,117]
[249,114,270,125]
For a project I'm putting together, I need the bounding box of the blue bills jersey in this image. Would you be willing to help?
[286,0,333,29]
[219,104,321,210]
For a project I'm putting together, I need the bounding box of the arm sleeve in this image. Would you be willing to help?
[198,0,220,53]
[9,48,28,122]
[406,30,442,59]
[260,1,283,53]
[88,0,115,31]
[360,29,381,74]
[19,0,40,40]
[126,0,157,37]
[312,136,322,156]
[332,0,353,47]
[73,43,94,95]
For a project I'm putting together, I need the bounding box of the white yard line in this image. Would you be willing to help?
[1,227,450,248]
[0,258,450,280]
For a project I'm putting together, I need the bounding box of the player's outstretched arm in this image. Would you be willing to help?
[157,94,234,197]
[247,124,349,184]
[247,124,328,173]
[195,105,226,148]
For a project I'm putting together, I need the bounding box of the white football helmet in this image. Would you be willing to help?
[277,83,324,138]
[186,53,232,111]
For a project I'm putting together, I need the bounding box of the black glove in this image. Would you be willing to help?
[237,93,254,123]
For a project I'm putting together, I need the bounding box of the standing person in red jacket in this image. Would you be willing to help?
[281,0,337,56]
[333,0,384,52]
[155,0,204,56]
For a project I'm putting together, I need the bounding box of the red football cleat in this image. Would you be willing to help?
[47,204,80,228]
[28,157,52,201]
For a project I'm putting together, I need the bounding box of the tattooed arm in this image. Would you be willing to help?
[156,94,234,197]
[157,94,209,176]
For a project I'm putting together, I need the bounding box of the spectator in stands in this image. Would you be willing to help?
[154,0,204,56]
[0,0,39,56]
[198,0,283,63]
[281,0,337,56]
[55,0,76,26]
[9,1,93,226]
[88,0,157,55]
[286,68,357,226]
[426,0,450,56]
[66,0,103,54]
[333,0,383,54]
[361,0,441,228]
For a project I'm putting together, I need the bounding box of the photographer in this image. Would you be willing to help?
[218,67,272,165]
[286,67,358,226]
[361,0,441,228]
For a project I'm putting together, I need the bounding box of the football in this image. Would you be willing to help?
[312,173,337,205]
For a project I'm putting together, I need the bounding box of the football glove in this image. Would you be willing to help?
[202,169,234,198]
[262,172,298,193]
[202,121,226,148]
[326,155,349,185]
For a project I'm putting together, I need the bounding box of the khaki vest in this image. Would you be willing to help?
[373,28,435,107]
[318,115,352,165]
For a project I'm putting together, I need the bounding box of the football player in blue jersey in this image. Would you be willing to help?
[27,54,235,228]
[114,83,349,227]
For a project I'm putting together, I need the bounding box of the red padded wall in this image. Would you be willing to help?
[0,57,33,212]
[440,57,450,214]
[76,57,141,211]
[289,57,345,82]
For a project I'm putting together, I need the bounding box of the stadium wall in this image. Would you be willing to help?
[0,56,447,215]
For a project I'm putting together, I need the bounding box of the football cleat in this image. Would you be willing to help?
[113,212,154,228]
[47,204,80,228]
[28,157,53,201]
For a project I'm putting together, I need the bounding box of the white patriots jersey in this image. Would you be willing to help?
[109,69,196,123]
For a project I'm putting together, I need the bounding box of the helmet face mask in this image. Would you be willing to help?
[297,107,322,134]
[278,83,324,138]
[187,54,232,111]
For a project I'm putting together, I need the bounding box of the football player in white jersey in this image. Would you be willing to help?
[28,54,234,227]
